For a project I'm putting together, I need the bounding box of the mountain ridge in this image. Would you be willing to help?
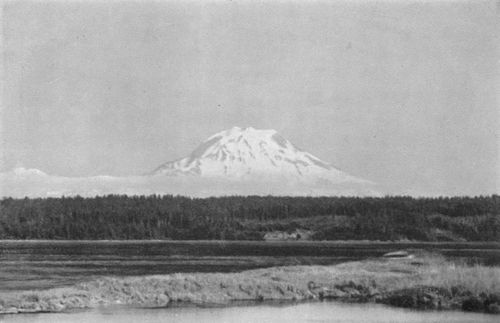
[152,126,367,185]
[1,127,378,197]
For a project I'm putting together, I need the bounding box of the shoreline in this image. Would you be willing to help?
[1,239,498,245]
[1,253,499,315]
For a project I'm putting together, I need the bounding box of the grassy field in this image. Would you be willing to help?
[0,252,499,315]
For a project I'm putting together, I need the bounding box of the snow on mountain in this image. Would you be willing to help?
[11,167,48,177]
[152,126,367,184]
[1,127,379,197]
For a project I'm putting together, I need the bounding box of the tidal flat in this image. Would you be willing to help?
[1,252,499,315]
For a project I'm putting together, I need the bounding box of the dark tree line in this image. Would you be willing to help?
[0,195,498,241]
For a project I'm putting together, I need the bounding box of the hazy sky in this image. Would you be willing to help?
[1,0,498,196]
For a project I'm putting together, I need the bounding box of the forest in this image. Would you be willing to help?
[0,195,498,241]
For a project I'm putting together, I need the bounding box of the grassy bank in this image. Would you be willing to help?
[0,252,499,315]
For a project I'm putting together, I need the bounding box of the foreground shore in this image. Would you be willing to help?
[0,252,499,315]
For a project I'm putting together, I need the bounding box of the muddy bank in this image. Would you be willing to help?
[1,254,499,315]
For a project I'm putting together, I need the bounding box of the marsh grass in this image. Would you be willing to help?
[1,252,499,314]
[417,262,500,295]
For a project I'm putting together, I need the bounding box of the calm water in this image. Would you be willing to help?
[0,240,499,291]
[0,301,498,323]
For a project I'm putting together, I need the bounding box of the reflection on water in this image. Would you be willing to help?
[1,302,498,323]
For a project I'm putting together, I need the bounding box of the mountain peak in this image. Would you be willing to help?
[152,127,365,184]
[12,167,48,177]
[207,126,277,141]
[1,128,376,197]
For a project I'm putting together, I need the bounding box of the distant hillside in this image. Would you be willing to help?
[1,195,498,241]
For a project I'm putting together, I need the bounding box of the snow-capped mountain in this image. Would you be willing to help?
[152,126,366,184]
[11,167,48,177]
[1,127,379,198]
